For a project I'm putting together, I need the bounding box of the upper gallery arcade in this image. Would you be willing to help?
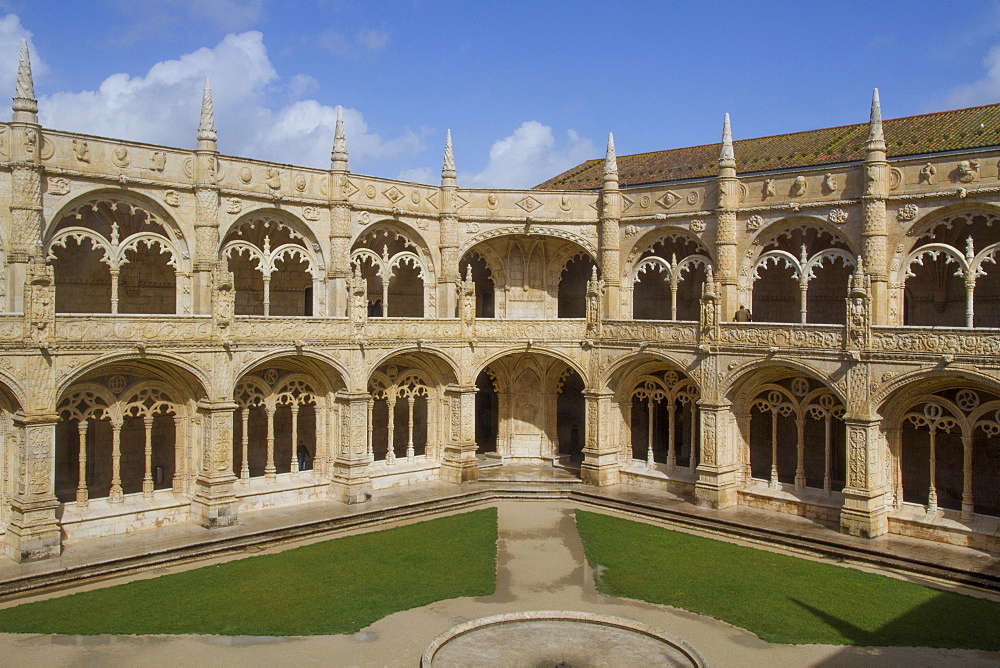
[0,39,998,562]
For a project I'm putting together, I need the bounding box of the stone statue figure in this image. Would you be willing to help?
[457,265,476,326]
[585,266,605,337]
[348,264,368,328]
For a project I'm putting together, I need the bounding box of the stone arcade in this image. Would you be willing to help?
[1,41,998,562]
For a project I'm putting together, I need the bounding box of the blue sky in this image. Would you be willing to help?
[1,1,999,188]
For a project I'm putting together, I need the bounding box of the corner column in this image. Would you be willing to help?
[441,385,478,483]
[6,413,61,562]
[581,389,619,486]
[331,391,373,503]
[190,399,239,527]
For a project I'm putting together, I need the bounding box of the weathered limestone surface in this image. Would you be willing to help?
[0,49,998,561]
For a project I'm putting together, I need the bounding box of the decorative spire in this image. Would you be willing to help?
[602,132,618,183]
[866,88,885,154]
[850,255,868,296]
[197,79,217,146]
[719,113,735,168]
[12,39,38,122]
[702,264,717,298]
[441,129,456,184]
[331,105,349,171]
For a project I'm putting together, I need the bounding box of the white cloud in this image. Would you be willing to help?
[317,28,391,59]
[0,13,46,114]
[357,29,390,52]
[461,121,596,189]
[949,44,1000,107]
[31,29,422,170]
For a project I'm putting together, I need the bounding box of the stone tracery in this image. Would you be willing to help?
[745,375,846,493]
[222,213,321,317]
[48,197,182,314]
[899,211,1000,327]
[1,61,998,563]
[749,224,855,324]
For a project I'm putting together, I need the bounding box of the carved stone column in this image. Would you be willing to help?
[581,389,619,486]
[5,413,61,562]
[330,391,373,503]
[441,385,478,483]
[329,198,352,317]
[715,114,740,316]
[329,106,352,317]
[7,42,42,312]
[193,186,220,314]
[840,416,889,538]
[839,355,888,537]
[599,134,622,319]
[438,212,459,319]
[862,90,889,324]
[694,401,740,509]
[190,399,239,528]
[192,80,221,315]
[438,132,459,319]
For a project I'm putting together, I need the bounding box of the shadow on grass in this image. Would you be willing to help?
[790,594,999,650]
[575,510,1000,651]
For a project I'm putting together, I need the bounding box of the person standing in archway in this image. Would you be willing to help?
[297,440,311,471]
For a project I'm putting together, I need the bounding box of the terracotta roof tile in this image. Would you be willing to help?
[534,104,1000,190]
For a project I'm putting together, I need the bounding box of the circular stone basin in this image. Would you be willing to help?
[422,610,707,667]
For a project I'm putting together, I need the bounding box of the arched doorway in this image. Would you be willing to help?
[478,352,586,471]
[556,369,585,463]
[475,369,499,454]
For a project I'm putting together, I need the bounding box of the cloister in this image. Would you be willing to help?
[1,42,998,562]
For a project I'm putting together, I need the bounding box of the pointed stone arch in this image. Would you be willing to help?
[728,366,846,495]
[55,371,193,506]
[231,355,345,481]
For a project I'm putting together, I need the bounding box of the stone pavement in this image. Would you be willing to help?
[0,500,998,667]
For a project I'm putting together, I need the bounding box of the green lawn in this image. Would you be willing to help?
[575,510,1000,650]
[0,508,497,636]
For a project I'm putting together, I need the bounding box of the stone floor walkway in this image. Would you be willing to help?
[0,500,998,667]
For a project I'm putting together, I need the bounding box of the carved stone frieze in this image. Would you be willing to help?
[720,325,843,349]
